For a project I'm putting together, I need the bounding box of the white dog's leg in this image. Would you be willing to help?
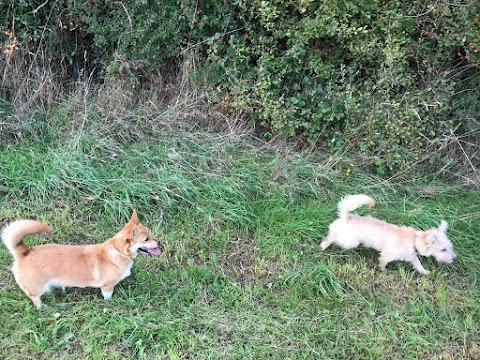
[378,255,390,271]
[320,235,335,250]
[410,257,430,275]
[378,252,400,271]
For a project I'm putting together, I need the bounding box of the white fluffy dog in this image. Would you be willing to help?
[321,195,457,274]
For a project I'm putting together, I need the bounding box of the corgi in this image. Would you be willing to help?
[321,195,457,274]
[1,210,161,308]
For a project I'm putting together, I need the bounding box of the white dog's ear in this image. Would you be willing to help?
[439,220,448,232]
[426,234,437,244]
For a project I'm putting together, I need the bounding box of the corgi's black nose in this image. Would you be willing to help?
[156,240,164,252]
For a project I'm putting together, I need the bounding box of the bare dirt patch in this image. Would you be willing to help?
[217,235,278,286]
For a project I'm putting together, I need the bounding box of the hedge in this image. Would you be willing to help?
[1,0,479,173]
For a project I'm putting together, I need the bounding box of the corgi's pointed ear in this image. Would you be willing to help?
[130,210,139,225]
[131,224,138,239]
[119,223,138,241]
[439,220,448,232]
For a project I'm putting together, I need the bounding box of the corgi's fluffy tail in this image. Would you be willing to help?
[1,220,52,258]
[338,194,375,221]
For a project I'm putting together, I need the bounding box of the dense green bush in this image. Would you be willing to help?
[1,0,479,173]
[210,1,479,173]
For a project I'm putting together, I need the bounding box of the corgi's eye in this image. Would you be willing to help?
[144,238,148,242]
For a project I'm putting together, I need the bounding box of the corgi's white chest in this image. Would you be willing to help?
[118,261,134,283]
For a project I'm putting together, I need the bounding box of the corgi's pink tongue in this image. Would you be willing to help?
[146,248,161,256]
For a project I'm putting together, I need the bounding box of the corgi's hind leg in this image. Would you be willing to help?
[12,263,46,309]
[17,282,45,309]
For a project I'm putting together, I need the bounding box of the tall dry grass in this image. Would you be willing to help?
[0,33,478,186]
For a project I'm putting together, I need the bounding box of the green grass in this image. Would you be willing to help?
[0,120,479,359]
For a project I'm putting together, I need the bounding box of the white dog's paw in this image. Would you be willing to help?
[320,237,332,251]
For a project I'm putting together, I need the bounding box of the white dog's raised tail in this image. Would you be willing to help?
[338,194,375,221]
